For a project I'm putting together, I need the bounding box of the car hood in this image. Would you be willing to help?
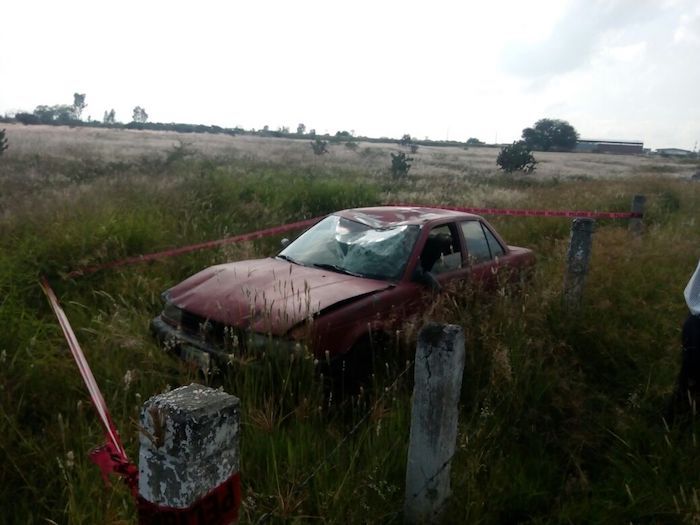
[166,257,393,335]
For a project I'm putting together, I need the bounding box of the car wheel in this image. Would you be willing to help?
[321,334,387,403]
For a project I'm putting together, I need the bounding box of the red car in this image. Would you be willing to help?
[151,206,534,371]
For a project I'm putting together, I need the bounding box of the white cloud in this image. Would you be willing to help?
[674,7,700,44]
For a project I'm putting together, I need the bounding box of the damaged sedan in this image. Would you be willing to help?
[151,206,534,373]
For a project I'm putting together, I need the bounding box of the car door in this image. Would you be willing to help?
[459,219,506,287]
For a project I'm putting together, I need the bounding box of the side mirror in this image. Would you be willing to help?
[280,238,290,249]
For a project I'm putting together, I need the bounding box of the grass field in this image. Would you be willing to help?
[1,124,699,523]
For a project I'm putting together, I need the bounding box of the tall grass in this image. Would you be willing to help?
[1,135,699,523]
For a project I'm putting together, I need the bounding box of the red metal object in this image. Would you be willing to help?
[166,257,393,336]
[152,206,536,362]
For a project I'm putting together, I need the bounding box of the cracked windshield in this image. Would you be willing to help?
[278,215,420,280]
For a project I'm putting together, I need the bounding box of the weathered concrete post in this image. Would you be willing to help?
[404,323,465,524]
[629,194,646,236]
[563,218,595,308]
[138,383,241,524]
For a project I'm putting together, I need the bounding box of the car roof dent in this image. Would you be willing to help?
[336,206,479,229]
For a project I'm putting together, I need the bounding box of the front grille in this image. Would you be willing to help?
[178,310,246,352]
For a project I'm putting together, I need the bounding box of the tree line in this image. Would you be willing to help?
[1,93,582,157]
[2,93,244,137]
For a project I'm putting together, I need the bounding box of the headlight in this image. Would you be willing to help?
[162,302,183,325]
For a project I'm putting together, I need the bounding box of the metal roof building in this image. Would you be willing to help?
[575,139,644,155]
[656,148,695,157]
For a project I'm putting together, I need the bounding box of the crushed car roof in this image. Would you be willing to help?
[335,206,479,229]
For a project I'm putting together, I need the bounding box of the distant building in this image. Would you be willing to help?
[575,139,644,155]
[656,148,695,157]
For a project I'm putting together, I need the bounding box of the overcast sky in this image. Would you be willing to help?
[1,0,698,149]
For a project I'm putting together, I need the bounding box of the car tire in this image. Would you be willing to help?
[321,334,387,403]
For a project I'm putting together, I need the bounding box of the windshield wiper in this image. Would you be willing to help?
[276,254,301,265]
[312,263,364,277]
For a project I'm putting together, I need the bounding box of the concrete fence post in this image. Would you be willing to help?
[629,194,646,236]
[563,218,595,308]
[138,383,241,524]
[404,323,465,524]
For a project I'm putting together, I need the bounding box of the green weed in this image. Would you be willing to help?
[0,140,698,523]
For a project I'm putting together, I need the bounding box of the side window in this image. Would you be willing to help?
[460,221,491,264]
[482,224,505,258]
[419,224,462,274]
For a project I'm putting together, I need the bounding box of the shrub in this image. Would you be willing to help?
[390,152,413,178]
[310,138,328,155]
[165,140,195,165]
[497,141,537,173]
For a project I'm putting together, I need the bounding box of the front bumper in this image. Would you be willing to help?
[150,316,304,372]
[150,316,223,371]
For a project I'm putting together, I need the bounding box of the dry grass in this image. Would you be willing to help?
[1,124,700,523]
[3,123,696,180]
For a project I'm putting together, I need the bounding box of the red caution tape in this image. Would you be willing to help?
[64,205,641,280]
[138,472,241,525]
[89,441,139,496]
[66,217,322,279]
[389,203,643,220]
[40,277,138,495]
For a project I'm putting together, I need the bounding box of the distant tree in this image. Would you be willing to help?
[103,109,116,125]
[308,128,316,138]
[33,104,73,124]
[296,123,306,135]
[522,118,578,151]
[497,141,537,173]
[132,106,149,123]
[72,93,87,120]
[399,133,418,153]
[329,131,350,144]
[15,112,40,125]
[310,138,328,155]
[391,152,413,179]
[0,129,8,156]
[466,137,484,146]
[278,126,290,134]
